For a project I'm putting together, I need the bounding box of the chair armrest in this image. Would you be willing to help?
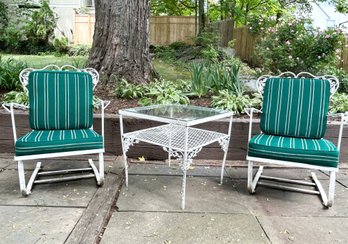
[244,107,262,117]
[245,108,262,142]
[2,102,29,112]
[1,103,29,143]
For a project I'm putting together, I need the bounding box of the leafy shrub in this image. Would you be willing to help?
[25,0,57,52]
[68,45,91,56]
[190,63,209,97]
[52,36,70,54]
[139,83,189,106]
[190,61,243,96]
[211,90,261,114]
[320,66,348,94]
[0,1,57,54]
[330,92,348,113]
[255,16,344,74]
[2,91,28,105]
[115,79,148,99]
[0,56,27,91]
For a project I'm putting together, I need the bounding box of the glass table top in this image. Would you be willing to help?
[120,105,232,125]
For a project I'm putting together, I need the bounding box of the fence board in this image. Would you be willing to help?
[74,15,197,46]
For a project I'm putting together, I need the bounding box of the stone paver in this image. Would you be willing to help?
[0,206,83,243]
[0,169,97,207]
[258,216,348,243]
[117,175,248,213]
[101,212,269,244]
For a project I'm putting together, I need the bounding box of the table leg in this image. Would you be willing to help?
[181,126,189,210]
[119,114,129,187]
[220,115,233,184]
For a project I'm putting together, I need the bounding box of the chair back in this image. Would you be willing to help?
[28,70,94,130]
[260,77,331,139]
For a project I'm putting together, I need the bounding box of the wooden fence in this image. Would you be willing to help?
[74,15,197,46]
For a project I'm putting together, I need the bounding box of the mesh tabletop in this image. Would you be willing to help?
[123,124,228,152]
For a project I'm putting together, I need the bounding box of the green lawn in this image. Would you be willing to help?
[1,53,88,68]
[1,53,191,81]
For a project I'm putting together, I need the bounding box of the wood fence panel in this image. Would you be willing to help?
[74,15,197,46]
[73,14,95,45]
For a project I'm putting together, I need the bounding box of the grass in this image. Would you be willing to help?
[0,53,88,68]
[1,53,191,81]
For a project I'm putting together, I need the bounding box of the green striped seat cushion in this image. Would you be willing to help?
[28,70,93,130]
[15,129,103,156]
[248,133,339,167]
[261,78,331,139]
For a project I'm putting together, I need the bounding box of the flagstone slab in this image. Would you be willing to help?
[101,212,269,244]
[117,175,248,213]
[0,206,83,244]
[0,170,97,207]
[258,216,348,243]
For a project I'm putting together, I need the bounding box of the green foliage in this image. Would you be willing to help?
[330,92,348,113]
[190,61,243,96]
[115,79,148,99]
[0,1,8,32]
[191,63,209,97]
[68,45,91,56]
[139,82,190,106]
[211,90,261,114]
[52,36,70,55]
[255,16,344,73]
[2,91,28,105]
[0,56,27,91]
[320,66,348,94]
[0,1,57,54]
[150,0,195,16]
[25,1,57,49]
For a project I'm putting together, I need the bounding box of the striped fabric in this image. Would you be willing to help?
[28,70,93,130]
[248,133,339,167]
[15,129,103,156]
[260,78,331,139]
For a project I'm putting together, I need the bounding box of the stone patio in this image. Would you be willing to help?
[0,154,347,243]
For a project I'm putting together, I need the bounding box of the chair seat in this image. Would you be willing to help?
[16,129,103,156]
[248,133,339,167]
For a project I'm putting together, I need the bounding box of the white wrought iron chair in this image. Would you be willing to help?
[246,72,347,207]
[2,65,110,196]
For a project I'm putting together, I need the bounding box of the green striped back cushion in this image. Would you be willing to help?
[260,78,331,139]
[28,70,93,130]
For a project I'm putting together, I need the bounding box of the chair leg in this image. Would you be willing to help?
[18,160,28,196]
[98,152,105,186]
[327,171,336,207]
[247,160,254,193]
[248,161,263,194]
[17,160,41,196]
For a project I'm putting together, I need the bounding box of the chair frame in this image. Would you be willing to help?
[246,71,347,207]
[2,65,110,196]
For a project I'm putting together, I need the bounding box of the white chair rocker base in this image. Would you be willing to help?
[16,151,105,196]
[247,158,337,208]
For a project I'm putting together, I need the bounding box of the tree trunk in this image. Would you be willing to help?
[198,0,205,35]
[87,0,155,84]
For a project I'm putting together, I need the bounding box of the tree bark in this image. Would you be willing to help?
[198,0,205,35]
[87,0,155,84]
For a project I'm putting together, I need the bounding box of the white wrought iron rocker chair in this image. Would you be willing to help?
[246,72,347,207]
[2,65,110,196]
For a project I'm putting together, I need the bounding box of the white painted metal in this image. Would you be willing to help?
[119,106,233,127]
[4,66,109,195]
[120,105,233,209]
[220,115,233,184]
[246,73,344,207]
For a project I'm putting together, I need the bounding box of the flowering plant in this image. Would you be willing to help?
[255,16,344,73]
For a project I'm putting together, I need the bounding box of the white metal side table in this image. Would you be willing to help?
[119,104,233,209]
